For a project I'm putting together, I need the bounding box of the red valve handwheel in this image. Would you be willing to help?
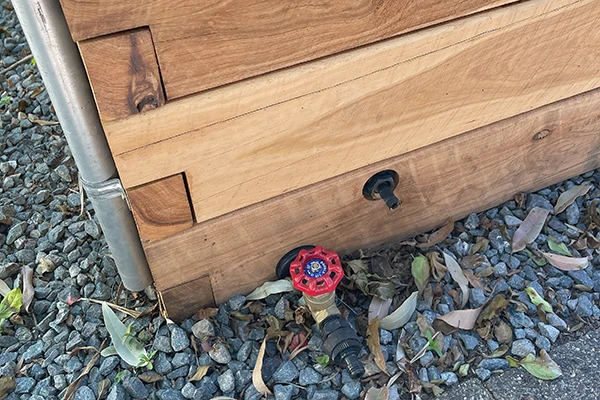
[289,246,344,297]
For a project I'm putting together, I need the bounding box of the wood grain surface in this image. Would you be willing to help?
[127,174,193,242]
[161,275,215,321]
[147,88,600,314]
[106,0,600,224]
[78,28,165,122]
[60,0,517,98]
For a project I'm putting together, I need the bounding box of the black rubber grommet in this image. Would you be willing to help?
[275,245,316,279]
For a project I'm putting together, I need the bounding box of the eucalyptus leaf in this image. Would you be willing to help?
[0,279,10,297]
[102,302,148,367]
[554,184,591,214]
[443,252,470,308]
[246,279,295,301]
[524,287,553,313]
[379,291,418,330]
[411,255,430,295]
[519,350,562,380]
[512,207,550,252]
[100,346,118,357]
[547,236,572,256]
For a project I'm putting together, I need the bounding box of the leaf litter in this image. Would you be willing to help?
[512,207,551,252]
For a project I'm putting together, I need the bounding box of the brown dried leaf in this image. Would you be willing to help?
[554,184,592,214]
[20,266,34,313]
[29,118,59,126]
[97,378,111,398]
[417,313,434,337]
[0,376,16,399]
[138,372,163,383]
[493,320,513,344]
[365,386,390,400]
[433,307,483,334]
[428,252,447,282]
[367,318,389,375]
[470,237,490,255]
[411,255,430,295]
[463,270,484,289]
[189,365,211,382]
[461,255,484,269]
[477,295,509,323]
[193,307,218,321]
[417,219,454,248]
[253,335,273,395]
[368,296,392,323]
[512,207,551,252]
[542,253,589,271]
[230,311,253,322]
[476,266,495,278]
[37,257,56,274]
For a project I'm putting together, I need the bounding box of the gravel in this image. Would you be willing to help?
[0,4,599,398]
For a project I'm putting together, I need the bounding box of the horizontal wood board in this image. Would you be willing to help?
[150,88,600,312]
[61,0,516,98]
[108,0,600,225]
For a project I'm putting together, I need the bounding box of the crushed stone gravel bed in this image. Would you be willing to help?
[1,2,600,399]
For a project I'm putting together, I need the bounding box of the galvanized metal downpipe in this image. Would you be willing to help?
[12,0,153,291]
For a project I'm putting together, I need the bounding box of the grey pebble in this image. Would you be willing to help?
[546,313,568,331]
[511,339,536,357]
[123,377,149,399]
[441,371,459,386]
[74,386,96,400]
[273,360,299,383]
[170,326,190,352]
[478,358,509,370]
[535,335,551,351]
[575,295,594,317]
[274,384,294,400]
[209,342,231,364]
[228,295,246,311]
[217,369,235,392]
[299,367,322,386]
[192,319,214,340]
[538,322,560,342]
[475,368,491,381]
[341,382,361,399]
[311,389,339,400]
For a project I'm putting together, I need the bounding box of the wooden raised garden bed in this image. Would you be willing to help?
[59,0,600,320]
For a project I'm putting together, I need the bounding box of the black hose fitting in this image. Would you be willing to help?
[320,315,365,379]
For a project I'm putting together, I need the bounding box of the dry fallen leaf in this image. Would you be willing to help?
[443,252,470,308]
[367,318,389,375]
[0,279,10,297]
[253,335,273,395]
[365,386,390,400]
[246,279,295,301]
[512,207,551,252]
[189,365,211,382]
[20,266,34,313]
[493,320,513,344]
[97,378,111,398]
[37,257,56,274]
[542,253,589,271]
[417,219,454,248]
[193,307,219,321]
[368,296,392,323]
[433,307,483,334]
[554,184,592,214]
[411,255,430,295]
[428,252,448,281]
[379,291,418,330]
[0,376,16,399]
[62,348,101,400]
[138,372,163,383]
[28,118,59,126]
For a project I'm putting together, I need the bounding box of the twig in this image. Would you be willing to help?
[0,54,33,75]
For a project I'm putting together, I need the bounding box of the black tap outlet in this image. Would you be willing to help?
[362,170,401,211]
[320,315,365,379]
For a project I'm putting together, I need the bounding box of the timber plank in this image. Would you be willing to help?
[147,88,600,312]
[160,275,215,321]
[107,0,600,224]
[59,0,517,98]
[127,174,193,242]
[78,28,165,122]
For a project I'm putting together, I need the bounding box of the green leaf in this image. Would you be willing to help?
[411,255,430,295]
[547,236,572,256]
[0,96,11,105]
[100,346,118,357]
[102,302,149,367]
[525,249,547,266]
[0,287,23,319]
[316,354,330,368]
[114,371,126,384]
[524,287,553,313]
[425,330,444,357]
[519,351,562,380]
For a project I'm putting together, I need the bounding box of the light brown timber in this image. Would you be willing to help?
[59,0,517,98]
[160,276,215,322]
[106,0,600,224]
[127,174,193,242]
[150,88,600,317]
[78,28,165,122]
